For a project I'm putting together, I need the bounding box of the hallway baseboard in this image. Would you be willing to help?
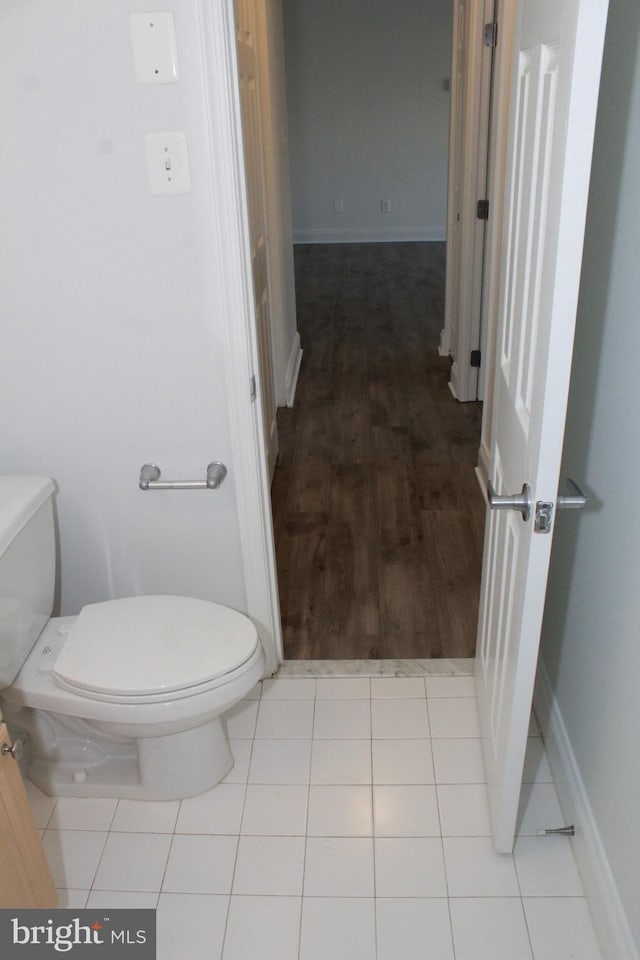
[534,661,638,960]
[292,227,446,244]
[285,332,303,408]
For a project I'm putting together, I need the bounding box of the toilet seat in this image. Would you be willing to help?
[53,596,260,704]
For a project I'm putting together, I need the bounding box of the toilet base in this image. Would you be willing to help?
[28,717,234,800]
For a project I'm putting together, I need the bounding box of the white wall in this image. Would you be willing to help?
[282,0,452,243]
[0,1,247,617]
[538,1,640,955]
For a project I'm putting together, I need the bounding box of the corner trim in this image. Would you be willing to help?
[534,660,639,960]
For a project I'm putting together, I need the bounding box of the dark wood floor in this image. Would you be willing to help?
[271,242,485,660]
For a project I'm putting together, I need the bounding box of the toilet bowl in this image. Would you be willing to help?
[0,476,266,799]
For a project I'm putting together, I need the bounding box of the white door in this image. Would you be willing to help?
[476,0,609,852]
[234,0,278,479]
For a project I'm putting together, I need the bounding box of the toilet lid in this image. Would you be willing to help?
[53,596,259,698]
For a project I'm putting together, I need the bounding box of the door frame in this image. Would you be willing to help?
[476,0,518,489]
[199,0,282,676]
[203,0,515,676]
[441,0,495,403]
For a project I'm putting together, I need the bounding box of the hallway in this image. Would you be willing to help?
[271,243,485,660]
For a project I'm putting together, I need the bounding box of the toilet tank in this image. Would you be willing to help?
[0,476,56,688]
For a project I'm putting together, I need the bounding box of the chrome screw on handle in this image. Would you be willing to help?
[1,739,24,760]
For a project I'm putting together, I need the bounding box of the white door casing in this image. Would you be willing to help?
[477,0,518,486]
[441,0,466,360]
[476,0,609,852]
[234,0,279,480]
[443,0,494,403]
[253,0,301,410]
[198,0,282,675]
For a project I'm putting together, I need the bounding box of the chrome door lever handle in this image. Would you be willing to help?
[557,478,587,509]
[488,482,532,522]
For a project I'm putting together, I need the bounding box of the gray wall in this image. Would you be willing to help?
[282,0,451,243]
[539,0,640,951]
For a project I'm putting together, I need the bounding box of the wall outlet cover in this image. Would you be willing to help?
[130,13,179,85]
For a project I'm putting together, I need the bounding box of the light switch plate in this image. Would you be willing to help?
[129,13,179,85]
[145,132,192,196]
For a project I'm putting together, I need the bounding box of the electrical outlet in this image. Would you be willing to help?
[333,199,344,214]
[381,199,391,214]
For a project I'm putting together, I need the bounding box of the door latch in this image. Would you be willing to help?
[534,501,554,534]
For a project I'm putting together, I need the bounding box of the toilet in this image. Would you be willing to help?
[0,475,266,799]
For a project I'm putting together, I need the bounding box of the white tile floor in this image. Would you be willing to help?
[27,675,603,959]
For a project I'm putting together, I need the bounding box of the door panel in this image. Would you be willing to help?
[476,0,609,852]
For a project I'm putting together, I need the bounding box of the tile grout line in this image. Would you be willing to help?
[218,687,260,958]
[297,686,317,960]
[427,683,458,960]
[368,681,379,960]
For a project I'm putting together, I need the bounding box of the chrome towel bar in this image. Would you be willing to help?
[139,462,227,491]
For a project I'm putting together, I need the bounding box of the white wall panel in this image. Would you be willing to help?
[0,0,246,616]
[282,0,452,242]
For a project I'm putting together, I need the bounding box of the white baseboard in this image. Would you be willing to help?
[473,464,488,504]
[292,227,446,244]
[438,328,450,357]
[477,441,490,493]
[534,660,639,960]
[285,332,303,408]
[448,361,461,401]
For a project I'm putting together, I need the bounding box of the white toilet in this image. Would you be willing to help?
[0,475,266,799]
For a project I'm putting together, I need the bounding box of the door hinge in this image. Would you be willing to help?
[484,21,498,47]
[250,374,257,401]
[470,349,481,368]
[477,199,490,221]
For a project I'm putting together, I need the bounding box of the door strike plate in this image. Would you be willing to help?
[535,501,554,534]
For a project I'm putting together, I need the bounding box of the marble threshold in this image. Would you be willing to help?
[277,657,474,678]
